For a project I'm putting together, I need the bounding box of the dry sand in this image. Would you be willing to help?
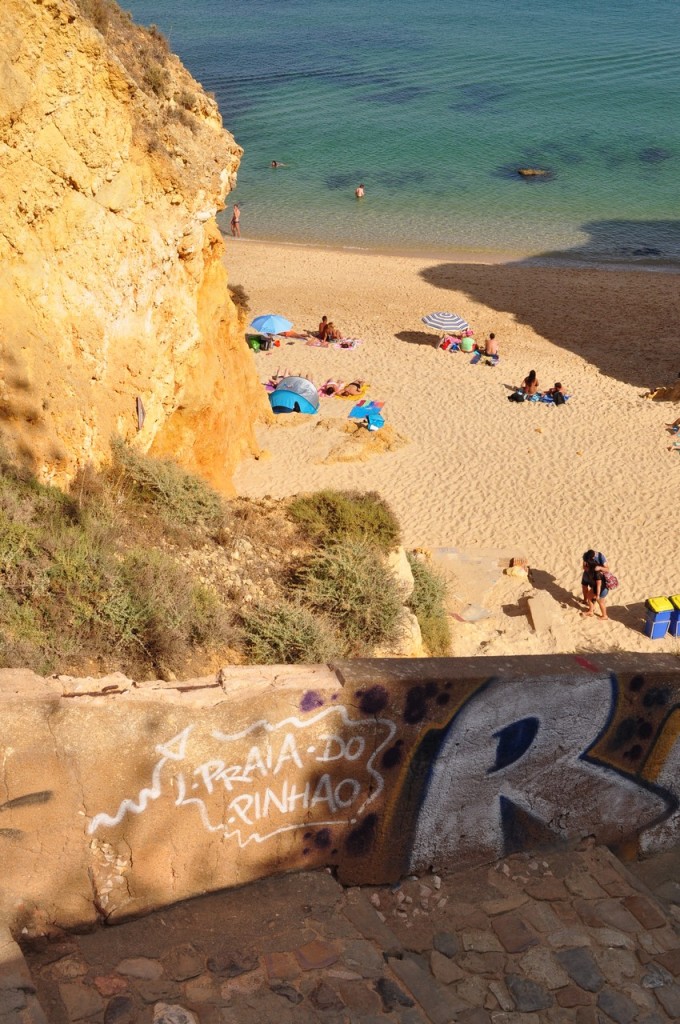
[229,240,680,658]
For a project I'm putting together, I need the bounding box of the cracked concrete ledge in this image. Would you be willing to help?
[0,926,47,1024]
[1,654,679,942]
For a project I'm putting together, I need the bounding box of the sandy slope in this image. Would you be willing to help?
[229,240,680,658]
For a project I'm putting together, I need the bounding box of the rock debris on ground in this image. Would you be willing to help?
[13,844,680,1024]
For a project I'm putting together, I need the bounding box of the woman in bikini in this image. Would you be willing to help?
[521,370,540,396]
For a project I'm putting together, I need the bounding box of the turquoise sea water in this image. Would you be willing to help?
[126,0,680,267]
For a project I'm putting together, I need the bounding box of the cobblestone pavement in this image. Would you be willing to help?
[15,844,680,1024]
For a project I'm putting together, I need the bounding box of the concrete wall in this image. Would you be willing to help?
[1,655,679,933]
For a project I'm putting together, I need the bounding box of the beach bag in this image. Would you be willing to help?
[553,391,566,405]
[508,391,525,403]
[602,571,619,590]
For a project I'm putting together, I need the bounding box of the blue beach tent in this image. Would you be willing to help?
[269,376,319,415]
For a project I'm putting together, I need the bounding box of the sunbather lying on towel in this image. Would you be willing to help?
[337,380,367,397]
[319,379,344,396]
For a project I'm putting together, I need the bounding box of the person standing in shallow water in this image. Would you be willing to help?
[355,183,365,198]
[230,203,241,237]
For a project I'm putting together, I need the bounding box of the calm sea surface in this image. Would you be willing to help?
[126,0,680,268]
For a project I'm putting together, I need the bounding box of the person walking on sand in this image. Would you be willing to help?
[355,183,365,198]
[581,554,610,620]
[230,203,241,237]
[580,548,608,606]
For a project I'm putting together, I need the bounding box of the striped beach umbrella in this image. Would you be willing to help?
[421,312,470,333]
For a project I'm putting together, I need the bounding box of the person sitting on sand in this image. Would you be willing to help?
[337,380,366,397]
[327,321,344,341]
[484,332,498,357]
[545,381,567,405]
[318,315,329,340]
[459,334,478,354]
[521,370,540,396]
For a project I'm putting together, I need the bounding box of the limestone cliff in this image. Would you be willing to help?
[0,0,267,492]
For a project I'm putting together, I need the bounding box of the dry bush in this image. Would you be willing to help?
[292,540,402,656]
[238,600,340,665]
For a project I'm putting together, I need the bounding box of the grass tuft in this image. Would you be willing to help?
[406,553,451,656]
[293,540,402,655]
[239,600,339,665]
[288,490,400,554]
[110,438,226,531]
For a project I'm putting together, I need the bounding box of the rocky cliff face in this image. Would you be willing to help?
[0,0,267,492]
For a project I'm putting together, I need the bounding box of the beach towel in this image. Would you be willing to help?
[336,382,370,400]
[349,400,385,430]
[332,339,362,350]
[349,399,384,419]
[539,393,571,404]
[470,351,482,364]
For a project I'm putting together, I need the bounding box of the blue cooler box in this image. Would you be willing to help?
[670,595,680,638]
[644,597,673,639]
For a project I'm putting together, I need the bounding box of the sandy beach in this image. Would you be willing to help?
[229,239,680,658]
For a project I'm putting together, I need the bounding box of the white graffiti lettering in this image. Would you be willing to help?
[88,705,396,848]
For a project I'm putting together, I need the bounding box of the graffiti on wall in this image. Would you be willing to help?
[409,673,675,870]
[85,667,680,873]
[88,703,396,850]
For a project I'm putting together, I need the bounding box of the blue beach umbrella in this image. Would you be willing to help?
[421,312,470,333]
[250,313,293,335]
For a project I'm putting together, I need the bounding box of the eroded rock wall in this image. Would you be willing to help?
[1,655,679,933]
[0,0,267,492]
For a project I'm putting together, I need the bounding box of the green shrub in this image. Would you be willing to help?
[118,549,229,664]
[0,460,230,674]
[110,439,226,532]
[406,553,451,656]
[293,540,402,655]
[239,600,339,665]
[288,490,400,554]
[142,60,169,97]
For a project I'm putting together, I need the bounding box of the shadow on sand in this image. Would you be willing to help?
[419,219,680,389]
[394,330,441,348]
